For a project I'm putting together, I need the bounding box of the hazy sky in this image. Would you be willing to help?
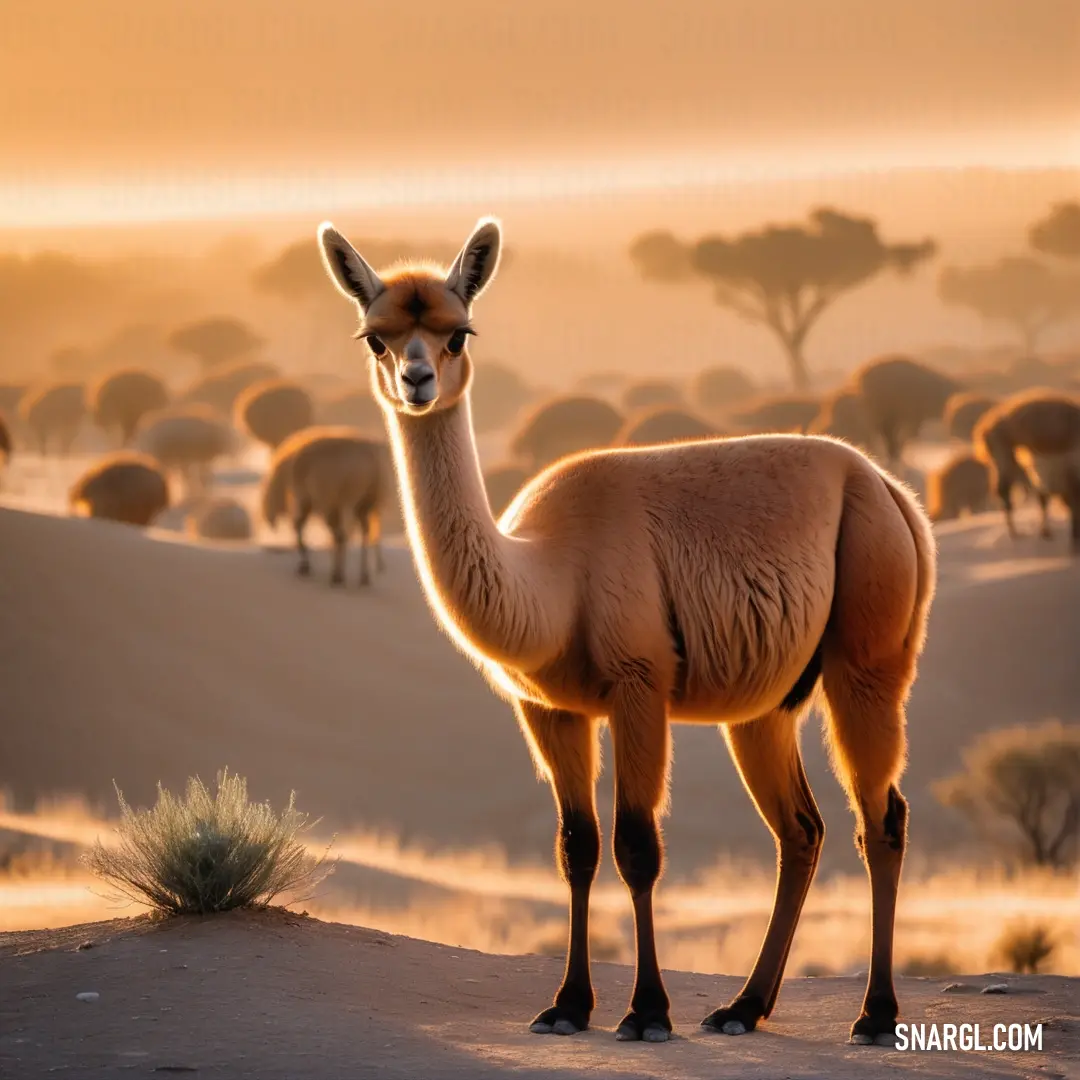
[2,0,1078,224]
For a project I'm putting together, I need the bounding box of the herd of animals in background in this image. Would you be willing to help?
[0,278,1079,579]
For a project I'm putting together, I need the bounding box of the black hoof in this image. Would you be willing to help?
[700,995,766,1035]
[529,1004,589,1036]
[849,997,898,1045]
[614,1010,672,1043]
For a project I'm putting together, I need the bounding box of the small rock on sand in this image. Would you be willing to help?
[75,992,100,1002]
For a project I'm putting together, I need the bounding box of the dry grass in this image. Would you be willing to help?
[82,770,334,914]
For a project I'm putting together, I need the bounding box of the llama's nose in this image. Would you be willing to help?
[400,361,436,404]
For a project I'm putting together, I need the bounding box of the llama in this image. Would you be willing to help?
[261,426,391,586]
[318,217,937,1046]
[973,389,1080,549]
[925,452,992,523]
[69,452,169,526]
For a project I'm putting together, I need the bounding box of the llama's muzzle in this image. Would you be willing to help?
[400,360,436,406]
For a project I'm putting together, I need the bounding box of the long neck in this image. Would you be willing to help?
[384,395,562,668]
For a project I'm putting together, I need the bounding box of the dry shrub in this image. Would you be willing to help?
[84,770,333,915]
[899,954,961,977]
[934,720,1080,869]
[993,921,1058,974]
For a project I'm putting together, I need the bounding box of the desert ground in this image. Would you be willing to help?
[3,909,1078,1080]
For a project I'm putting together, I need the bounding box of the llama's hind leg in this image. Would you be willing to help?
[357,515,372,587]
[609,683,673,1043]
[515,700,600,1036]
[293,501,312,576]
[822,660,910,1045]
[325,507,348,586]
[701,709,824,1036]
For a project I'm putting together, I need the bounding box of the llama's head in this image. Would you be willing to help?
[318,217,502,416]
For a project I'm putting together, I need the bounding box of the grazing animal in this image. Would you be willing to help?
[852,356,959,467]
[943,392,998,443]
[621,379,684,413]
[133,404,236,496]
[90,368,170,446]
[925,452,992,523]
[614,407,720,447]
[19,381,86,455]
[808,389,879,455]
[262,426,391,586]
[511,395,625,471]
[68,452,169,526]
[181,360,281,415]
[315,387,384,433]
[186,496,254,541]
[691,365,758,414]
[318,216,937,1045]
[234,377,315,449]
[973,389,1080,549]
[728,394,820,435]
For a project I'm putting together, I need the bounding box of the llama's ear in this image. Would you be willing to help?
[317,222,386,311]
[445,216,502,305]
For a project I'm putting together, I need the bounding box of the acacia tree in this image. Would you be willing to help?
[630,208,936,389]
[1030,201,1080,260]
[934,720,1080,869]
[938,256,1079,355]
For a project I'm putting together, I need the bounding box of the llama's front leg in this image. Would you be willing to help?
[293,502,312,576]
[609,686,673,1043]
[514,700,600,1036]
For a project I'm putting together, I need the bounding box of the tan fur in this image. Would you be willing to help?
[973,388,1080,547]
[68,451,169,527]
[262,425,392,586]
[925,452,992,522]
[319,218,938,1042]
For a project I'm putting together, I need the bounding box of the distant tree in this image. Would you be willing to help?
[168,316,264,371]
[1030,202,1080,260]
[630,208,936,389]
[934,720,1080,869]
[938,257,1080,355]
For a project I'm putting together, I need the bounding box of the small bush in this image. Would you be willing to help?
[899,953,960,977]
[84,770,333,914]
[994,922,1058,975]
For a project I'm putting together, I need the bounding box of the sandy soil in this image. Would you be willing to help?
[2,909,1076,1080]
[1,493,1077,880]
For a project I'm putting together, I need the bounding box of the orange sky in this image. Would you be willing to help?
[1,0,1078,225]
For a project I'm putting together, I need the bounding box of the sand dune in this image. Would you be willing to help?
[2,497,1077,881]
[1,910,1076,1080]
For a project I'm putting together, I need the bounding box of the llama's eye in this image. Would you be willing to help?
[446,329,468,356]
[365,335,387,357]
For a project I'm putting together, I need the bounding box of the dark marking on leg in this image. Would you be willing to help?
[780,643,823,713]
[558,807,600,890]
[883,785,907,852]
[613,808,671,1042]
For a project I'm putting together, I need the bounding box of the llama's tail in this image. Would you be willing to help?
[877,468,938,656]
